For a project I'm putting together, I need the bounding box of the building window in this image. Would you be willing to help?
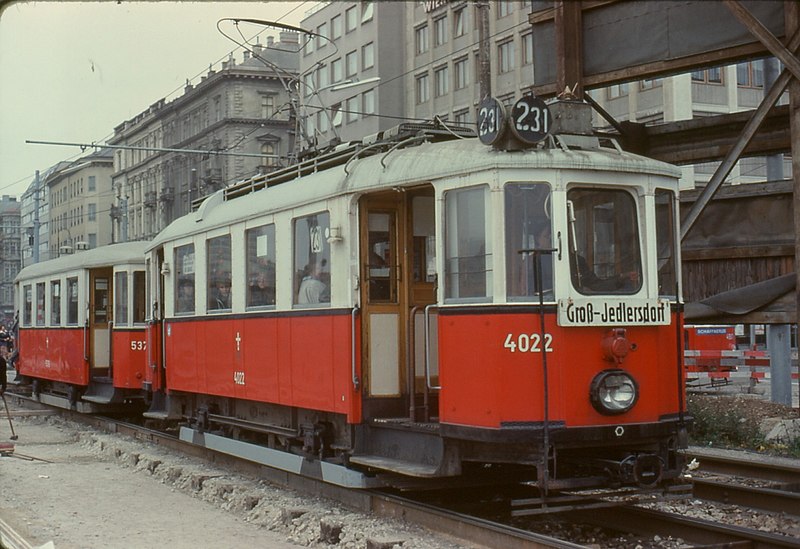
[453,7,466,37]
[435,65,449,97]
[331,14,342,40]
[737,60,764,88]
[261,94,275,118]
[498,0,513,18]
[332,102,343,126]
[246,224,276,308]
[346,96,359,123]
[361,1,373,23]
[522,33,534,65]
[640,78,663,90]
[362,42,374,69]
[416,72,430,104]
[434,16,448,47]
[346,50,358,78]
[317,64,329,90]
[346,6,357,32]
[415,25,429,55]
[304,33,314,55]
[608,82,629,99]
[692,67,723,84]
[363,89,375,115]
[454,109,470,125]
[88,203,96,222]
[88,176,96,192]
[331,58,343,84]
[317,110,329,133]
[498,40,515,73]
[454,56,468,89]
[316,22,328,49]
[261,143,276,166]
[88,233,96,248]
[294,211,331,306]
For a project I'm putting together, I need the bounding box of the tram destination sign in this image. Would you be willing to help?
[558,298,671,327]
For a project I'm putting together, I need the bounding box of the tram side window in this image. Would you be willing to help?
[67,277,79,325]
[115,272,128,326]
[246,225,276,308]
[175,244,195,314]
[505,183,553,301]
[567,188,642,295]
[133,271,146,323]
[35,282,45,326]
[444,186,492,301]
[207,235,232,311]
[655,190,678,298]
[294,212,331,306]
[50,280,61,326]
[23,284,32,326]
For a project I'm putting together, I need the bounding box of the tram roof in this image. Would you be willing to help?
[16,241,149,283]
[148,137,681,250]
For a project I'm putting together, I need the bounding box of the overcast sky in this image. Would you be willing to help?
[0,1,310,198]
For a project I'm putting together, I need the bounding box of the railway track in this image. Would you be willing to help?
[6,392,799,548]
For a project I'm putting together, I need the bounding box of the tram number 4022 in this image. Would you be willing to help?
[503,333,553,353]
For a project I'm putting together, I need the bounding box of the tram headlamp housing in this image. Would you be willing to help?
[590,369,638,415]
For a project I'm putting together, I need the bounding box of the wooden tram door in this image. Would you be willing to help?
[89,267,113,378]
[359,187,438,421]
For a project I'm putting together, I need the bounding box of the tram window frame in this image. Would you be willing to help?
[443,185,493,302]
[655,189,678,299]
[207,235,232,313]
[566,187,643,296]
[504,183,554,302]
[293,211,331,307]
[246,224,276,309]
[133,270,146,324]
[23,284,32,326]
[50,280,61,326]
[174,244,196,315]
[66,277,79,325]
[35,282,45,326]
[115,271,129,326]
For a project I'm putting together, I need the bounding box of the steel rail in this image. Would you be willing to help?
[692,477,800,516]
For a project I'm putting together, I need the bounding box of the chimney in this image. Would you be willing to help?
[253,42,263,56]
[267,36,274,47]
[243,50,250,60]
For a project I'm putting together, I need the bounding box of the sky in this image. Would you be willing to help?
[0,0,310,198]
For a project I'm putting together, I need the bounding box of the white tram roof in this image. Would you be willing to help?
[16,241,149,283]
[148,137,682,249]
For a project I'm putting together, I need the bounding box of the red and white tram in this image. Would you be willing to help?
[143,101,689,491]
[15,242,149,410]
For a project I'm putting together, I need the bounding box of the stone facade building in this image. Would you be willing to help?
[0,195,21,325]
[109,32,300,242]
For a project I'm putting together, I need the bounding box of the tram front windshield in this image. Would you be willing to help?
[567,188,642,295]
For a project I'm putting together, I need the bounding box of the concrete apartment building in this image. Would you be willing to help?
[0,195,21,325]
[46,148,114,254]
[20,166,57,267]
[298,1,405,148]
[109,32,300,242]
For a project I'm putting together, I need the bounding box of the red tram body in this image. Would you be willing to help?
[13,103,690,495]
[14,242,150,409]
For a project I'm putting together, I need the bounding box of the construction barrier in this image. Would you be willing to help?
[684,349,799,388]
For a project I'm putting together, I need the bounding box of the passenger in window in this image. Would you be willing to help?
[177,279,195,312]
[298,260,329,304]
[249,268,275,306]
[209,275,231,309]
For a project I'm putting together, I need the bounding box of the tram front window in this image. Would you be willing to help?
[567,188,642,295]
[505,183,553,301]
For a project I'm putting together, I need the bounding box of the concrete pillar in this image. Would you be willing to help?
[766,324,792,405]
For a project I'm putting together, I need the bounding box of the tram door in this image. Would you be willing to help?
[89,267,113,378]
[359,187,438,421]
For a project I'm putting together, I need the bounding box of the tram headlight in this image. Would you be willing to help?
[590,369,638,415]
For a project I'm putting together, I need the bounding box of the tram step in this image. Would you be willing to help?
[348,455,440,477]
